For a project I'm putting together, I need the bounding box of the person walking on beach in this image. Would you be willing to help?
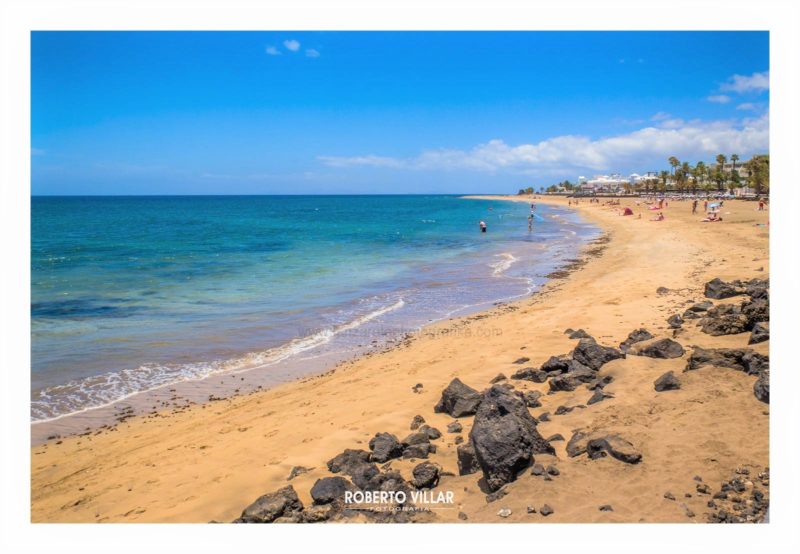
[692,199,698,214]
[479,220,487,233]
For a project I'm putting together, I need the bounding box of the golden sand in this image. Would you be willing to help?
[30,196,769,523]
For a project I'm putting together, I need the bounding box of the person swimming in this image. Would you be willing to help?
[479,220,487,233]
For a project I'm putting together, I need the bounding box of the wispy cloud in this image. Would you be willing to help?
[283,39,301,52]
[720,71,769,94]
[736,102,758,111]
[651,112,671,121]
[318,113,768,175]
[305,48,320,58]
[707,94,731,104]
[265,46,281,56]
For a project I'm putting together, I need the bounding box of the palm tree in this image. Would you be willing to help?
[668,156,680,176]
[731,153,740,176]
[694,161,706,192]
[715,154,727,192]
[659,170,669,192]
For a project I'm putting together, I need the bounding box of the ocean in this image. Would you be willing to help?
[31,195,599,423]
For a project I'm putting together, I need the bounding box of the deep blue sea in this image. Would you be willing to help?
[31,195,599,422]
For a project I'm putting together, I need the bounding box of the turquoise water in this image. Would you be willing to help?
[31,195,599,421]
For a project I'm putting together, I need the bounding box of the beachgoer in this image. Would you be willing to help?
[527,215,533,231]
[479,220,487,233]
[692,200,698,214]
[758,200,765,211]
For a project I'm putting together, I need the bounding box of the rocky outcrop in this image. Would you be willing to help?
[619,328,654,351]
[511,367,548,383]
[411,462,440,489]
[469,385,553,491]
[749,322,769,344]
[667,314,684,329]
[566,431,642,464]
[310,476,357,505]
[704,278,745,300]
[434,378,482,417]
[327,449,371,475]
[237,485,304,523]
[571,338,625,371]
[636,338,685,359]
[654,371,681,392]
[368,432,404,463]
[701,314,750,336]
[683,301,713,319]
[685,347,768,375]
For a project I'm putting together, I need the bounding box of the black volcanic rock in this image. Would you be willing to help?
[434,378,482,417]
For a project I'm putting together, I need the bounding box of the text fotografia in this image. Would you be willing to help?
[344,490,455,511]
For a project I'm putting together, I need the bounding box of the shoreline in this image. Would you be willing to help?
[31,195,770,523]
[30,198,597,443]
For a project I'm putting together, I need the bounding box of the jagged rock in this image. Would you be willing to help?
[741,297,769,325]
[411,462,440,489]
[554,405,574,415]
[511,367,548,383]
[599,504,613,512]
[540,504,554,516]
[410,415,425,430]
[434,378,482,417]
[654,371,681,392]
[457,442,480,476]
[586,436,642,464]
[749,322,769,344]
[567,431,641,463]
[327,449,371,474]
[754,368,769,404]
[239,485,304,523]
[513,357,530,364]
[490,373,507,384]
[546,433,565,442]
[469,385,553,491]
[685,347,755,372]
[636,338,685,359]
[683,301,713,319]
[403,443,432,459]
[310,477,356,505]
[705,278,745,300]
[619,328,654,350]
[667,314,684,328]
[402,431,431,447]
[540,355,572,374]
[701,314,750,336]
[447,421,463,433]
[537,412,550,422]
[587,389,614,405]
[419,424,442,440]
[522,390,543,408]
[531,463,545,476]
[350,462,381,490]
[572,338,625,371]
[569,329,593,340]
[369,432,404,463]
[742,351,769,375]
[546,465,560,476]
[549,363,597,392]
[454,435,464,445]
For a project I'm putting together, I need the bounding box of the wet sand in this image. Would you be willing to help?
[30,195,770,523]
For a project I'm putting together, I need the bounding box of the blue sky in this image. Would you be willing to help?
[31,31,769,195]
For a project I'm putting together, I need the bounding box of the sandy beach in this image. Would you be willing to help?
[30,195,770,523]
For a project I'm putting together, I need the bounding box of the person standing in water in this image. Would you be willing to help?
[528,214,533,231]
[479,220,487,233]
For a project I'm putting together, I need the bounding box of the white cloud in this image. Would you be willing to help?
[305,48,320,58]
[736,103,757,111]
[283,39,301,52]
[318,113,768,175]
[265,46,281,56]
[707,94,731,104]
[651,112,671,121]
[720,71,769,94]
